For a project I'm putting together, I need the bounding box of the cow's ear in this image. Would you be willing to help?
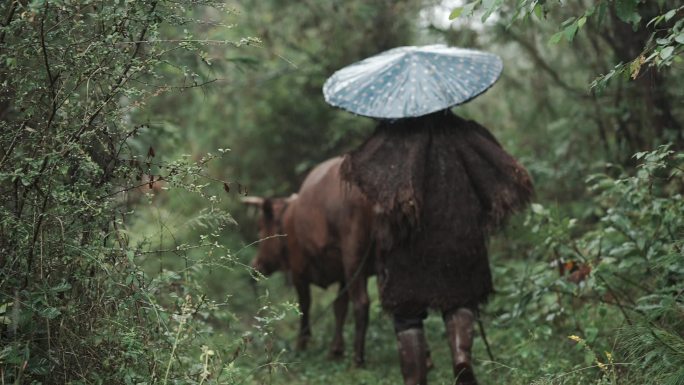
[262,198,274,220]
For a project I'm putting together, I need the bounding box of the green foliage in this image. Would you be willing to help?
[128,0,422,248]
[2,0,682,384]
[451,1,684,91]
[0,1,277,383]
[188,142,682,385]
[619,325,684,385]
[481,146,684,384]
[150,1,680,383]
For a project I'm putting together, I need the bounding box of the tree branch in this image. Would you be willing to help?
[39,1,60,132]
[502,27,590,98]
[0,121,25,170]
[0,0,18,51]
[70,1,159,147]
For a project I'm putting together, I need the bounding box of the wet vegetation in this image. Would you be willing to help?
[1,0,683,384]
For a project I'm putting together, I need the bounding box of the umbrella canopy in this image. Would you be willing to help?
[323,45,503,119]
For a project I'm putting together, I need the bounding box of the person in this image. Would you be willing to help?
[341,110,533,385]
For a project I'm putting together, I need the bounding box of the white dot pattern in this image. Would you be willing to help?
[322,45,503,119]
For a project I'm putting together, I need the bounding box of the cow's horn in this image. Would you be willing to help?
[241,196,264,206]
[286,193,298,202]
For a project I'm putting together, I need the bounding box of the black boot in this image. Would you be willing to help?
[444,308,477,385]
[396,328,428,385]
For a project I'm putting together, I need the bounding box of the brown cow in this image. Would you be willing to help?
[244,157,375,366]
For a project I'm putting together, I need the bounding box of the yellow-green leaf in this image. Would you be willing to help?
[449,7,463,20]
[533,4,543,19]
[577,16,587,28]
[549,32,563,45]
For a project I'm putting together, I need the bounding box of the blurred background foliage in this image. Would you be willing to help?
[1,0,682,384]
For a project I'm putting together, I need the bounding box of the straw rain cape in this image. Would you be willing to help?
[341,111,533,313]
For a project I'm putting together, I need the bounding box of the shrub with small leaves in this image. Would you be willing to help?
[0,1,271,383]
[490,145,683,384]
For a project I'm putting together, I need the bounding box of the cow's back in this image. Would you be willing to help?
[288,157,372,287]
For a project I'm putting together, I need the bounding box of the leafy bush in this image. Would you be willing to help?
[484,145,684,384]
[0,1,275,383]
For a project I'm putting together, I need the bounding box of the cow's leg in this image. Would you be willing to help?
[347,274,369,367]
[329,282,348,359]
[443,307,477,385]
[393,313,428,385]
[341,221,372,367]
[294,279,311,351]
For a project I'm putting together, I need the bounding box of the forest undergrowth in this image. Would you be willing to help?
[1,0,683,384]
[207,145,683,385]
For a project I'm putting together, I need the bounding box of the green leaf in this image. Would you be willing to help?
[615,0,641,26]
[647,15,663,28]
[577,16,587,28]
[449,7,463,20]
[531,203,548,215]
[585,5,596,17]
[460,1,479,18]
[564,23,579,42]
[39,307,61,320]
[480,0,500,21]
[50,281,72,293]
[585,326,599,343]
[660,46,675,60]
[597,2,608,25]
[549,31,564,45]
[664,9,676,22]
[561,17,576,27]
[675,33,684,45]
[533,4,543,19]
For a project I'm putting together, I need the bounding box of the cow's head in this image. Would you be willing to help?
[242,194,297,276]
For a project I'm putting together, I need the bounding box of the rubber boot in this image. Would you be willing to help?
[444,308,477,385]
[395,328,428,385]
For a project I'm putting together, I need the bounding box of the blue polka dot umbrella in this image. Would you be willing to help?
[323,45,503,119]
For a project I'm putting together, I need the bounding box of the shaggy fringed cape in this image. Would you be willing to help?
[341,111,533,314]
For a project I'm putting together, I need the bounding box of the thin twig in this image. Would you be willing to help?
[0,121,25,169]
[503,27,589,97]
[477,317,495,362]
[595,273,633,325]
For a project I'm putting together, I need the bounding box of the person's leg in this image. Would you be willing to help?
[443,307,477,385]
[393,310,428,385]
